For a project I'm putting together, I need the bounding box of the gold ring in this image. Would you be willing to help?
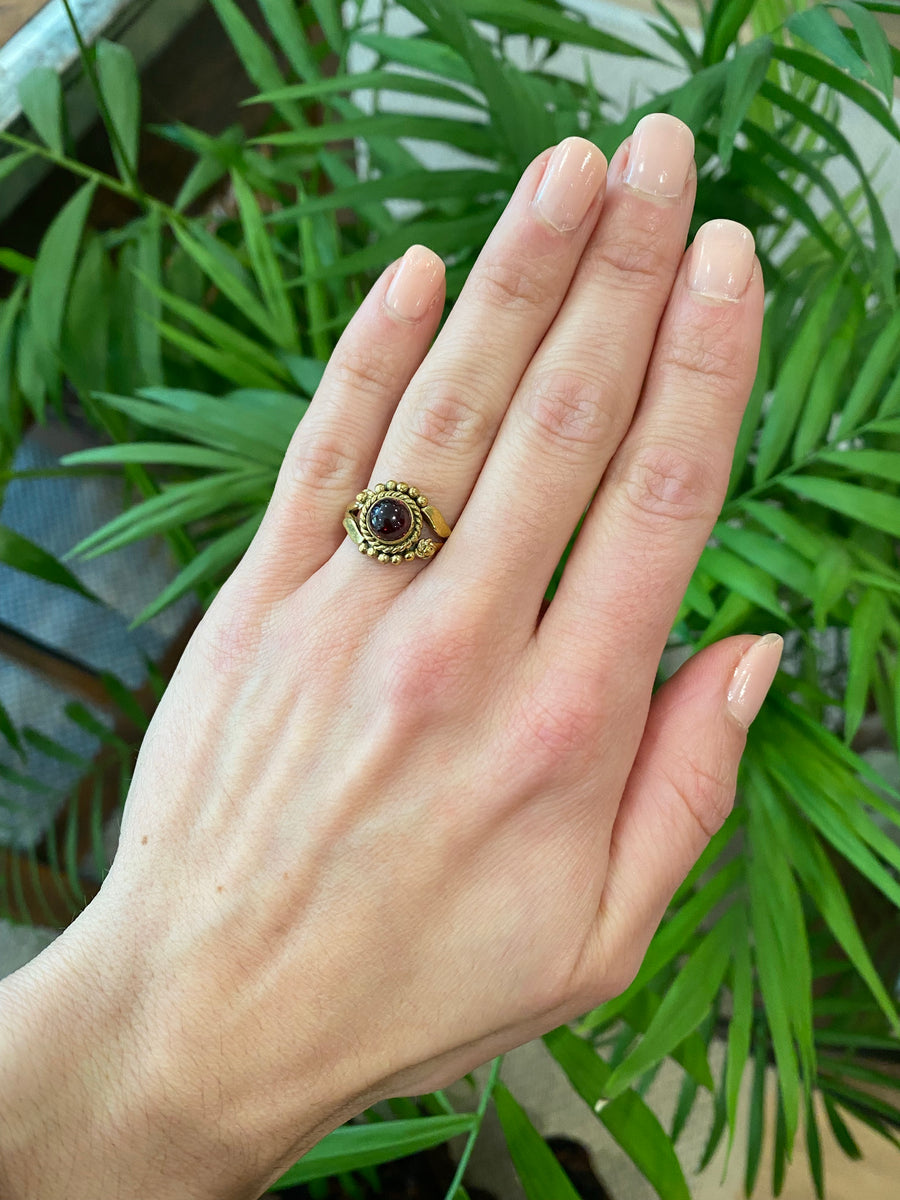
[343,481,452,563]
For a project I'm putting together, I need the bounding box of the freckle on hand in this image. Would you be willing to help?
[217,885,224,893]
[141,836,148,845]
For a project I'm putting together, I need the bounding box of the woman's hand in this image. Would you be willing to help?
[0,115,777,1200]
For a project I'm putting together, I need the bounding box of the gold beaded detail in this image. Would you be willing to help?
[342,481,451,564]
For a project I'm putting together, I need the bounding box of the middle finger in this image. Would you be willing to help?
[439,113,697,603]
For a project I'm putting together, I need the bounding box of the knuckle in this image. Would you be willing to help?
[286,427,358,493]
[379,617,484,716]
[661,323,745,390]
[613,441,717,529]
[522,368,616,454]
[408,384,490,456]
[513,685,597,774]
[194,588,273,679]
[470,252,548,312]
[329,338,396,399]
[663,752,736,840]
[591,227,670,289]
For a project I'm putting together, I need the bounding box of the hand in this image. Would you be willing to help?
[0,115,776,1200]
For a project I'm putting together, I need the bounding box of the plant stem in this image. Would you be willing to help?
[0,131,180,226]
[60,0,145,202]
[443,1056,503,1200]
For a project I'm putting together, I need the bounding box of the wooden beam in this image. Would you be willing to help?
[0,623,116,711]
[0,0,50,48]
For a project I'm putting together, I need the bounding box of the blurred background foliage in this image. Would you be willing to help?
[1,0,900,1196]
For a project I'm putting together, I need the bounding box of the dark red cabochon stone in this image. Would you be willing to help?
[367,498,412,543]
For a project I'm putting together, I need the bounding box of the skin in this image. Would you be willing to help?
[0,124,767,1200]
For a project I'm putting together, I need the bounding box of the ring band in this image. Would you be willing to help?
[343,481,452,563]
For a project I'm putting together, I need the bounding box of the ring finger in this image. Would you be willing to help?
[335,136,608,576]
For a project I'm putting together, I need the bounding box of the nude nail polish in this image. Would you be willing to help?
[533,136,606,233]
[384,244,445,321]
[727,634,783,729]
[623,113,694,200]
[688,220,756,303]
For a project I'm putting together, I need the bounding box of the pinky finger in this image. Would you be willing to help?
[237,244,446,600]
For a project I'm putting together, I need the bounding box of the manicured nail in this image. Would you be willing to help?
[384,244,445,321]
[688,220,755,303]
[622,113,694,200]
[533,136,606,233]
[727,633,783,729]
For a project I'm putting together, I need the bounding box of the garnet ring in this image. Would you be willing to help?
[343,481,452,563]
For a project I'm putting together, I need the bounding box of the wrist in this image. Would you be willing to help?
[0,908,193,1200]
[0,894,349,1199]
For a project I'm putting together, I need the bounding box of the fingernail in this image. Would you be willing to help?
[727,633,783,729]
[622,113,694,200]
[688,220,755,303]
[384,244,445,322]
[533,136,606,233]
